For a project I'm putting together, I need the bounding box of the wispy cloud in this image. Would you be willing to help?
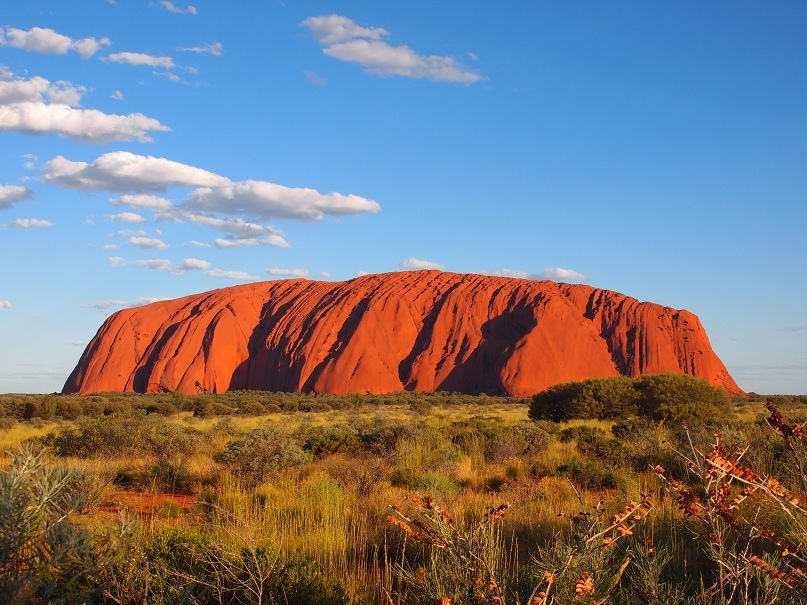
[1,26,110,58]
[109,255,210,273]
[157,1,197,15]
[775,325,806,333]
[538,267,588,282]
[399,257,445,271]
[0,70,168,143]
[88,297,170,311]
[177,41,222,56]
[302,70,327,86]
[109,194,173,211]
[0,300,11,309]
[303,14,481,83]
[11,218,52,228]
[206,268,259,281]
[105,52,175,69]
[266,267,312,278]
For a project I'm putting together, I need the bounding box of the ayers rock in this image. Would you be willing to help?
[63,271,742,396]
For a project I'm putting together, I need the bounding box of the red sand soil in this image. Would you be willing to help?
[100,489,197,516]
[63,270,742,397]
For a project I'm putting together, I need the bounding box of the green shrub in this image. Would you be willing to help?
[530,373,731,424]
[0,446,136,603]
[215,427,308,486]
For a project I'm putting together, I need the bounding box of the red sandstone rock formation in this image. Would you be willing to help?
[63,271,742,396]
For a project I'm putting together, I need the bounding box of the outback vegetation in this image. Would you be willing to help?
[0,374,806,604]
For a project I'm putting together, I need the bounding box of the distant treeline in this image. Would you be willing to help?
[0,377,803,425]
[0,390,527,424]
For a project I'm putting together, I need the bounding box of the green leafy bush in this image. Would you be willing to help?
[215,427,308,486]
[529,372,731,423]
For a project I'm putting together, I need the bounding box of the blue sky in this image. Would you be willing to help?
[0,1,805,395]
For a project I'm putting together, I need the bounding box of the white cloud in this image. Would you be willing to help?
[178,257,210,270]
[107,212,146,223]
[302,70,327,86]
[177,41,222,56]
[42,152,230,192]
[110,193,173,211]
[170,210,281,237]
[109,255,212,274]
[159,1,197,15]
[303,14,481,83]
[89,297,170,310]
[105,52,176,69]
[303,15,388,45]
[267,267,311,278]
[184,179,380,222]
[0,184,33,209]
[129,236,168,249]
[90,299,129,310]
[399,257,445,271]
[102,243,118,250]
[206,268,259,280]
[11,218,53,228]
[538,267,588,282]
[0,300,13,309]
[0,71,169,143]
[112,229,146,237]
[110,90,124,100]
[214,236,290,249]
[187,240,210,247]
[493,268,531,279]
[1,26,110,58]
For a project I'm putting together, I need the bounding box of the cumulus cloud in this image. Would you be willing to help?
[206,268,259,280]
[178,257,210,270]
[0,300,12,309]
[129,236,168,249]
[1,26,110,58]
[45,152,379,223]
[303,14,481,83]
[184,179,380,222]
[399,257,445,271]
[105,52,175,69]
[11,218,52,228]
[187,240,210,247]
[107,212,146,223]
[0,184,33,209]
[0,71,169,143]
[538,267,588,282]
[42,152,230,192]
[109,255,209,274]
[110,90,124,100]
[177,41,222,55]
[159,1,197,15]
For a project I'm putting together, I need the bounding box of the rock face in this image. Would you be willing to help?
[63,271,742,396]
